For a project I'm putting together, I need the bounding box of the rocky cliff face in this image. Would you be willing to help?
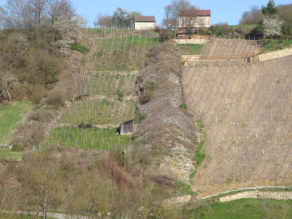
[133,42,198,182]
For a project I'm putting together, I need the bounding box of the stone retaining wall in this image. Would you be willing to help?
[258,47,292,61]
[219,191,292,202]
[174,39,208,44]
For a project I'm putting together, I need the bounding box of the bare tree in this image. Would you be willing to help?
[94,12,112,27]
[5,0,27,29]
[0,6,8,29]
[0,70,17,102]
[47,0,75,25]
[239,5,262,24]
[171,0,195,26]
[163,0,198,32]
[162,4,176,27]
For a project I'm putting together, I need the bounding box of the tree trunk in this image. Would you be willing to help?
[6,89,11,102]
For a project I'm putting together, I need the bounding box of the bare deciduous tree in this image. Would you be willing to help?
[239,5,263,25]
[0,6,8,28]
[94,12,112,27]
[18,152,65,218]
[0,70,17,102]
[163,0,198,32]
[5,0,27,29]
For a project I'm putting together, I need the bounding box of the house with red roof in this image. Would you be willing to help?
[179,9,211,28]
[134,16,156,30]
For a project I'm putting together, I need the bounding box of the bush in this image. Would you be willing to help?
[159,29,172,40]
[140,90,153,105]
[29,109,56,123]
[70,43,89,54]
[11,143,24,152]
[32,84,45,104]
[180,103,187,110]
[140,113,148,120]
[208,23,232,36]
[46,88,66,105]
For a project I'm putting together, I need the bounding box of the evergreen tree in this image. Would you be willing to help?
[262,0,278,17]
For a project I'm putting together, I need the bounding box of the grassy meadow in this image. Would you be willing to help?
[0,102,32,145]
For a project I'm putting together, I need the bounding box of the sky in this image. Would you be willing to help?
[71,0,292,27]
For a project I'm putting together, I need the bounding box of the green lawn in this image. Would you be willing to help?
[184,198,292,218]
[0,213,56,219]
[179,44,204,55]
[0,148,22,160]
[0,102,32,145]
[260,40,292,54]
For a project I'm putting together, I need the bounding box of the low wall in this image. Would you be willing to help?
[219,191,292,202]
[258,47,292,61]
[174,39,208,44]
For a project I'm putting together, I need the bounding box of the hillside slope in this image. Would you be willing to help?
[183,55,292,198]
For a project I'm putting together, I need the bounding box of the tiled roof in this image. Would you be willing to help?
[134,16,156,22]
[179,9,211,17]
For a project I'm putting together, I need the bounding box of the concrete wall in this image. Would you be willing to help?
[135,22,155,30]
[179,16,210,28]
[219,191,292,202]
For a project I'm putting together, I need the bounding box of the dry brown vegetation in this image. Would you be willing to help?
[134,42,199,182]
[183,51,292,198]
[0,146,182,218]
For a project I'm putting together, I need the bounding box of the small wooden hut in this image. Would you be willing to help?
[118,119,134,135]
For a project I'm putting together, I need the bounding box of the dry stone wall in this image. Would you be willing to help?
[258,47,292,61]
[219,191,292,202]
[174,39,208,44]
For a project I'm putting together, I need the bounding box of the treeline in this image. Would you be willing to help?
[0,0,86,103]
[94,8,141,28]
[239,2,292,36]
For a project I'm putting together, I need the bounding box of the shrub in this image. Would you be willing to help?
[46,88,66,105]
[140,90,153,104]
[31,84,45,104]
[11,143,24,152]
[159,29,172,40]
[180,103,187,110]
[140,113,148,120]
[29,109,56,123]
[70,43,89,54]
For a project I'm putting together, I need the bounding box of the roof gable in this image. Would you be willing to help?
[179,9,211,17]
[134,16,156,22]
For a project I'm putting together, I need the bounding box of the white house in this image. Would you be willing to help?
[178,10,211,28]
[134,16,156,30]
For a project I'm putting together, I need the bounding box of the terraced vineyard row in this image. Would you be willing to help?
[42,29,159,151]
[183,55,292,198]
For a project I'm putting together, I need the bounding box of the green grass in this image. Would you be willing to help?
[184,198,292,218]
[176,180,196,196]
[179,44,204,55]
[190,119,206,181]
[260,40,292,54]
[71,43,89,54]
[0,102,32,145]
[0,148,23,160]
[0,213,56,219]
[59,99,137,125]
[229,24,258,28]
[45,127,130,150]
[179,103,188,110]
